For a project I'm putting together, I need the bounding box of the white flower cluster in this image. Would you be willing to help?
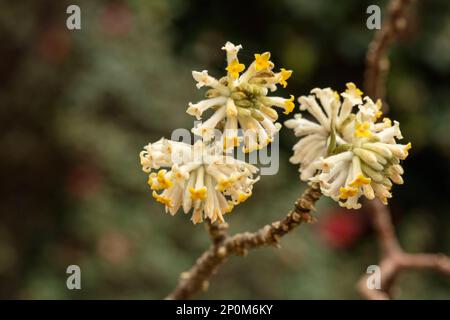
[285,83,411,209]
[140,139,259,224]
[140,42,292,224]
[188,42,294,153]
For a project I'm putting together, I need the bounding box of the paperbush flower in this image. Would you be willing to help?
[285,83,411,209]
[140,138,259,224]
[188,42,294,153]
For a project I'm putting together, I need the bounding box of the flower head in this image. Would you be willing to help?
[188,41,294,153]
[285,83,411,209]
[140,138,259,224]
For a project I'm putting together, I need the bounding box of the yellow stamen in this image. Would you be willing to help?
[226,59,245,79]
[254,52,271,71]
[405,142,412,151]
[334,91,340,101]
[279,68,293,88]
[151,169,172,190]
[152,191,172,207]
[224,201,234,214]
[383,117,392,127]
[243,145,259,153]
[175,172,183,179]
[345,82,363,97]
[237,191,251,204]
[223,136,239,149]
[375,99,383,119]
[147,172,156,187]
[349,174,372,187]
[339,186,358,200]
[379,195,388,205]
[283,95,295,115]
[189,187,207,201]
[217,178,235,191]
[404,142,412,156]
[355,121,372,138]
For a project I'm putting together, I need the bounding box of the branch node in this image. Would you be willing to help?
[216,246,227,258]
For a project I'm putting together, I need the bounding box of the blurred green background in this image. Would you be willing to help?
[0,0,449,299]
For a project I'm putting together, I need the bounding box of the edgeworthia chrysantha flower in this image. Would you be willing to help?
[285,83,411,209]
[140,138,259,224]
[188,41,294,153]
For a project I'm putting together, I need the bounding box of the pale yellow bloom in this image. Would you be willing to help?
[140,139,259,224]
[286,83,411,209]
[188,41,295,153]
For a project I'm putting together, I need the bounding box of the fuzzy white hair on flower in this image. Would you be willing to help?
[140,138,259,224]
[285,82,411,209]
[187,41,294,153]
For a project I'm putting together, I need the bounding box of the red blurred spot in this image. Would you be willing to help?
[66,164,101,199]
[317,208,367,250]
[37,25,71,64]
[100,3,133,36]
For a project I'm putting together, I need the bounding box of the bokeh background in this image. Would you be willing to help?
[1,0,449,299]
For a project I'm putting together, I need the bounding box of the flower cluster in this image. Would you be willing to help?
[140,139,259,223]
[140,42,292,224]
[188,42,294,153]
[285,83,411,209]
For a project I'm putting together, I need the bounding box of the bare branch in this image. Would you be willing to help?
[166,183,321,300]
[206,221,229,245]
[364,0,413,100]
[357,247,450,300]
[368,200,401,256]
[357,197,450,300]
[358,0,450,299]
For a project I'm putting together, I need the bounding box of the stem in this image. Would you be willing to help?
[166,183,321,300]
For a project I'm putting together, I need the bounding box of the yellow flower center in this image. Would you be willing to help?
[189,187,207,201]
[339,186,358,200]
[279,68,293,88]
[349,174,371,187]
[355,121,372,138]
[236,191,251,204]
[226,59,245,79]
[283,95,295,115]
[345,82,363,97]
[254,52,271,71]
[148,170,173,190]
[152,191,172,207]
[217,178,236,191]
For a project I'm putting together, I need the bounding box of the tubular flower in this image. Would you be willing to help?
[140,138,259,224]
[285,83,411,209]
[187,41,294,153]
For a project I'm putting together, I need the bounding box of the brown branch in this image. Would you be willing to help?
[364,0,412,100]
[358,0,450,299]
[206,220,229,245]
[357,200,450,299]
[166,183,321,300]
[368,199,401,256]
